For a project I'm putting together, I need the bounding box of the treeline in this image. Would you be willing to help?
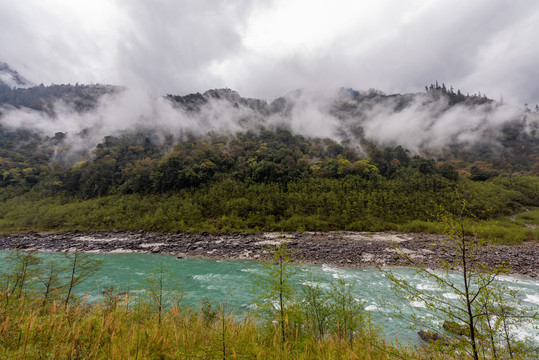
[424,81,493,106]
[1,128,538,238]
[2,126,537,203]
[2,128,463,197]
[1,175,538,244]
[64,130,465,198]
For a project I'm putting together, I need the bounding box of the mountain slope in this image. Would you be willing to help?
[0,62,537,180]
[0,62,32,89]
[0,68,537,238]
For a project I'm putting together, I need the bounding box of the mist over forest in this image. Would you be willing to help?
[1,61,537,161]
[0,61,537,235]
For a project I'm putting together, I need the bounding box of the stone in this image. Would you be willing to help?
[418,330,444,343]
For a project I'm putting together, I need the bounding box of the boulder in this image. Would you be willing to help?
[418,330,444,343]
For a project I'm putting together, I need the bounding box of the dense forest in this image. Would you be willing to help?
[0,70,538,240]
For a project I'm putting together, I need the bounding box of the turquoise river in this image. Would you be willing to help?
[1,251,538,346]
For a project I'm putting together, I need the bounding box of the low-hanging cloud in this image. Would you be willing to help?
[355,94,531,153]
[1,85,536,164]
[0,88,254,156]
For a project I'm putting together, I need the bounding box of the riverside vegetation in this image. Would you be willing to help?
[0,248,424,359]
[0,244,537,359]
[385,198,538,360]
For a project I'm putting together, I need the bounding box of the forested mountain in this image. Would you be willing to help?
[167,85,538,174]
[0,63,537,235]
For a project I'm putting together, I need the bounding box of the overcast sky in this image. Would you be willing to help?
[1,0,539,105]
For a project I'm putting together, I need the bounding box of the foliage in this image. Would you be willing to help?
[0,249,450,360]
[143,262,182,324]
[327,277,370,343]
[251,245,379,355]
[0,176,537,243]
[63,251,103,307]
[37,259,65,306]
[0,114,537,239]
[0,287,425,359]
[252,243,301,345]
[302,273,373,344]
[385,195,538,359]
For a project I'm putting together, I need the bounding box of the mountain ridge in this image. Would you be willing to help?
[0,62,537,174]
[0,62,33,89]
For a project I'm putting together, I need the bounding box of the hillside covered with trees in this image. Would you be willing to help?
[0,72,538,240]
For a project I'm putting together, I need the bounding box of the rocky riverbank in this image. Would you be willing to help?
[0,231,537,277]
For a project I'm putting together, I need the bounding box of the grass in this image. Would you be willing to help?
[397,208,539,244]
[472,207,539,244]
[0,291,443,360]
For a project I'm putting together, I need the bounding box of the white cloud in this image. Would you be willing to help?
[0,0,538,104]
[2,84,534,161]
